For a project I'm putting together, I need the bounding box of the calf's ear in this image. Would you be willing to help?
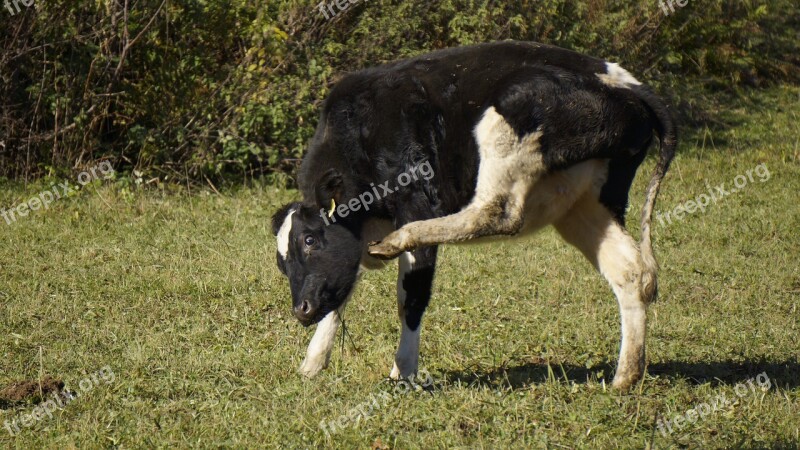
[271,202,300,236]
[314,169,345,212]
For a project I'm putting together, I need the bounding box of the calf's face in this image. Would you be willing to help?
[271,202,362,326]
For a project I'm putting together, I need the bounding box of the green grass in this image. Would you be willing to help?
[1,86,799,449]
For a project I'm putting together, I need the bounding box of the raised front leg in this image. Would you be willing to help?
[390,246,437,379]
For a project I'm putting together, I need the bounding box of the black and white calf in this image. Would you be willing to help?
[272,41,677,390]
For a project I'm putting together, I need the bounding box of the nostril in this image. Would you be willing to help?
[300,300,311,315]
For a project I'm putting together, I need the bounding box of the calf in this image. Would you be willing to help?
[271,41,677,390]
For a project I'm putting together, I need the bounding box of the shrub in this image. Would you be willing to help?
[0,0,797,183]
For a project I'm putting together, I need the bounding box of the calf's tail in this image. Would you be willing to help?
[633,86,678,303]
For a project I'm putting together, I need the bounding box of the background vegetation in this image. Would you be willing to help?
[1,0,798,184]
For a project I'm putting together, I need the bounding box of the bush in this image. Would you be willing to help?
[0,0,797,183]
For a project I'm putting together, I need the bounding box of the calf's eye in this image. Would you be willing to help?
[304,235,316,246]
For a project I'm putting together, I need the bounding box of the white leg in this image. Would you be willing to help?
[555,195,651,390]
[390,252,421,378]
[390,321,420,379]
[298,305,345,378]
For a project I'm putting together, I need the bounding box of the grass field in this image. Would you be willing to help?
[1,86,799,449]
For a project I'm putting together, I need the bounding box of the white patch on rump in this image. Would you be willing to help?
[367,108,609,253]
[472,107,545,208]
[276,210,295,259]
[596,62,642,89]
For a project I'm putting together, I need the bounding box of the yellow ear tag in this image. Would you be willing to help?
[328,199,336,218]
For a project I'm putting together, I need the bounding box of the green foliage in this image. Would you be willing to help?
[0,0,797,183]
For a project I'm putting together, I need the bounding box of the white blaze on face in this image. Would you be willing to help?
[277,210,295,259]
[596,62,642,89]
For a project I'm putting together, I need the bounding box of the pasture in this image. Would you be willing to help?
[1,86,798,448]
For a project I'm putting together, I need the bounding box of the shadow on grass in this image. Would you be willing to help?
[648,360,800,389]
[441,359,800,390]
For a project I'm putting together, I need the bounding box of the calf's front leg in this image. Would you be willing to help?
[298,305,345,377]
[390,247,437,379]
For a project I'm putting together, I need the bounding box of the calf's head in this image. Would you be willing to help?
[271,171,363,326]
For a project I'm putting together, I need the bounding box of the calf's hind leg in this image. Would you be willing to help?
[368,202,524,259]
[554,195,654,390]
[369,107,544,259]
